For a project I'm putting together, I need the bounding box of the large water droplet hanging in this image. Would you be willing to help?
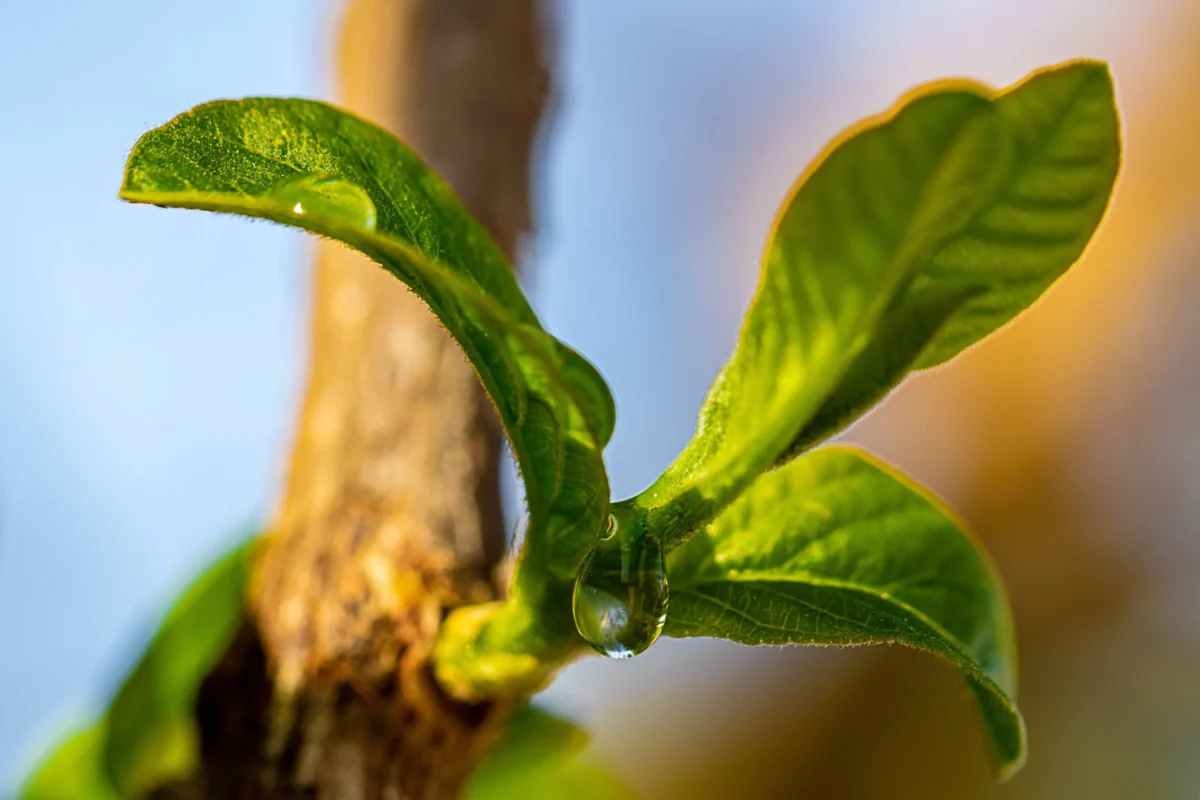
[572,504,668,658]
[270,174,377,231]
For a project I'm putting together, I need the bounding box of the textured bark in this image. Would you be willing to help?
[192,1,553,797]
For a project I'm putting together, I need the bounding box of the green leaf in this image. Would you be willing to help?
[121,100,616,691]
[467,758,638,800]
[464,705,637,800]
[914,60,1121,368]
[21,541,257,796]
[633,85,1015,544]
[468,705,590,781]
[19,720,120,800]
[120,98,612,586]
[103,537,258,795]
[786,61,1120,452]
[665,447,1024,778]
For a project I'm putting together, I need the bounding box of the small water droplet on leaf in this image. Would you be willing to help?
[572,505,668,659]
[271,174,377,231]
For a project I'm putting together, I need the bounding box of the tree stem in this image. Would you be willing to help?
[194,1,553,797]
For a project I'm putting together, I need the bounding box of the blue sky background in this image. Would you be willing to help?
[1,1,1190,795]
[0,0,332,782]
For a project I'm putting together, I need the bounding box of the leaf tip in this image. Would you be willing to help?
[1005,57,1117,102]
[994,712,1029,783]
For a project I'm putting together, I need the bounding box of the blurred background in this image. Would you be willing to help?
[2,1,1198,797]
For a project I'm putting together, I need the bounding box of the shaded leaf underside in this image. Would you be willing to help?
[666,447,1025,777]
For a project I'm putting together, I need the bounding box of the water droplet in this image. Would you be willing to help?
[572,505,668,659]
[270,174,377,231]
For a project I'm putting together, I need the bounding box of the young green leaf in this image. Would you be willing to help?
[20,539,257,797]
[632,85,1015,544]
[466,757,638,800]
[103,538,258,795]
[19,720,120,800]
[466,705,589,787]
[914,60,1121,368]
[665,447,1024,778]
[464,705,637,800]
[120,100,616,677]
[785,61,1120,453]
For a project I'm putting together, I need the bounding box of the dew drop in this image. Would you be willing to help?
[572,504,668,659]
[270,174,377,231]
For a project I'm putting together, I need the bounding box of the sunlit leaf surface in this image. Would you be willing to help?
[634,84,1012,543]
[788,61,1120,452]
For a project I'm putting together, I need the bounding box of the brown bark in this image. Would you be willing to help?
[191,1,553,797]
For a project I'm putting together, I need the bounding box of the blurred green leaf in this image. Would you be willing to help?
[467,758,639,800]
[632,83,1013,545]
[120,97,613,594]
[665,447,1024,778]
[470,704,590,779]
[465,705,638,800]
[20,540,256,797]
[104,538,258,795]
[787,61,1120,452]
[19,720,120,800]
